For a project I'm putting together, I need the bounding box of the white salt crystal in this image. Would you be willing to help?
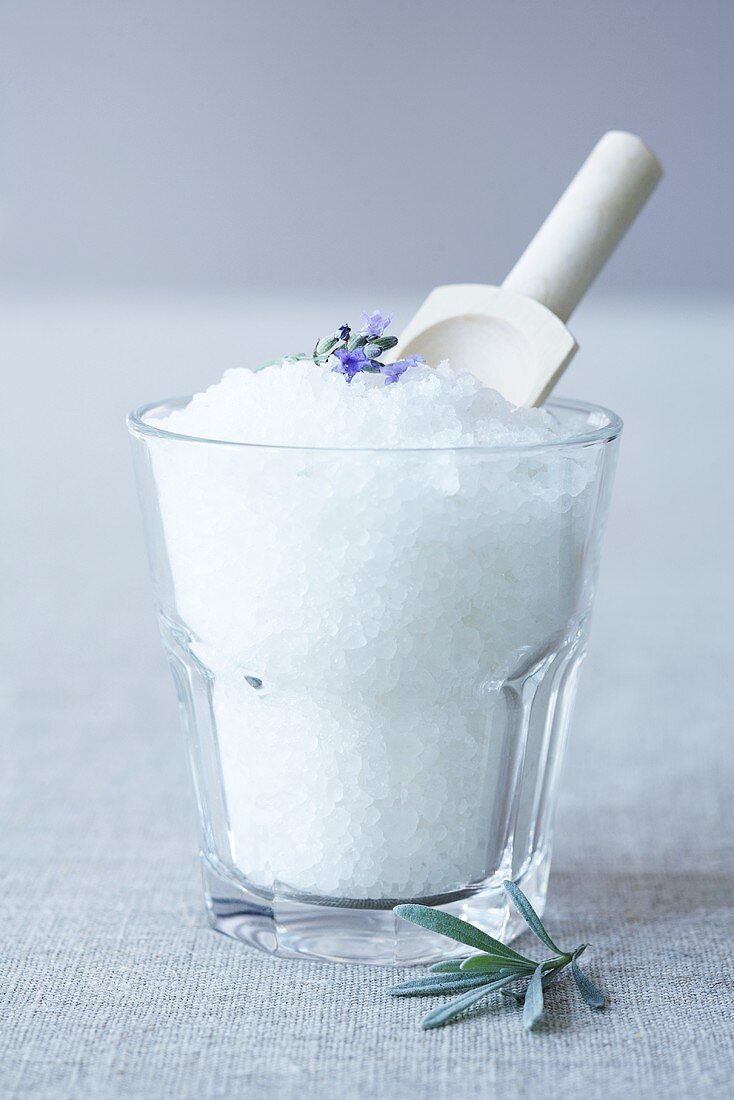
[151,358,597,900]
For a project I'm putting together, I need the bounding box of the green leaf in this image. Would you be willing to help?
[394,904,534,965]
[389,970,488,992]
[347,333,368,350]
[460,953,535,974]
[372,335,399,351]
[363,342,383,360]
[571,959,606,1009]
[428,960,467,973]
[387,973,500,997]
[503,880,564,955]
[495,966,529,980]
[419,974,518,1030]
[523,963,545,1030]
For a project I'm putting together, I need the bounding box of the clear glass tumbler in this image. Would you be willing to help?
[128,396,621,964]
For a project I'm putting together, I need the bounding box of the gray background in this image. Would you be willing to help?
[1,0,733,294]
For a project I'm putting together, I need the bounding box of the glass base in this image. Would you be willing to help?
[202,852,550,966]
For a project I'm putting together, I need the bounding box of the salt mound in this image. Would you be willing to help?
[150,358,598,900]
[159,358,574,449]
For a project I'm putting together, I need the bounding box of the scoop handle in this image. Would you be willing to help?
[502,131,662,323]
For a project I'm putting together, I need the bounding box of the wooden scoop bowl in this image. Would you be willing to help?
[392,131,662,406]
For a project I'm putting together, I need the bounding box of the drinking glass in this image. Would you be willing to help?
[128,397,621,964]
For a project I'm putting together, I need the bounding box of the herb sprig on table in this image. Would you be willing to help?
[388,880,606,1031]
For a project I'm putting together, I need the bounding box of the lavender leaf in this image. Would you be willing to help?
[571,959,606,1009]
[394,904,535,965]
[523,963,546,1030]
[503,880,564,955]
[420,975,519,1030]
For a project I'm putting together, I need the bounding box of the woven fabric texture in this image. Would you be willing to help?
[2,296,733,1099]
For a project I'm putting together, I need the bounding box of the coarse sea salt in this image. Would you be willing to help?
[151,359,596,900]
[160,359,570,449]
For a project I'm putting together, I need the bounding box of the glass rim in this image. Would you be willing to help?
[127,394,623,456]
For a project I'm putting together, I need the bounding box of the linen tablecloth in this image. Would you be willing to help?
[2,292,732,1098]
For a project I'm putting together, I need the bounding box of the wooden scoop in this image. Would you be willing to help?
[392,131,662,406]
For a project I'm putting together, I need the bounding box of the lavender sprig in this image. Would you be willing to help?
[308,310,424,385]
[387,881,606,1032]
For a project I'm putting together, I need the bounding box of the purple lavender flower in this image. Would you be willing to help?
[333,345,372,382]
[336,323,351,341]
[381,354,424,385]
[360,310,394,337]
